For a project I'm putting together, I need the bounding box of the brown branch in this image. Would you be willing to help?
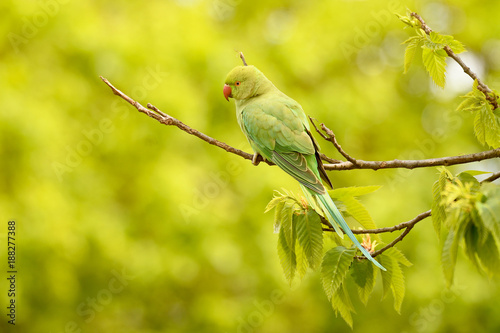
[349,210,431,260]
[100,76,273,166]
[324,148,500,171]
[240,52,248,66]
[320,123,358,164]
[370,210,430,258]
[483,171,500,183]
[410,12,499,110]
[322,209,430,235]
[308,117,342,164]
[313,122,500,170]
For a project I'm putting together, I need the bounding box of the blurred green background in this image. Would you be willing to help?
[1,0,500,332]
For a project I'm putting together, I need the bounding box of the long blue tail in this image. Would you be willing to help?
[303,186,386,271]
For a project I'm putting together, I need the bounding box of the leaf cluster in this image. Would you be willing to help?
[432,168,500,286]
[399,11,500,149]
[266,188,412,327]
[402,28,465,87]
[457,81,500,148]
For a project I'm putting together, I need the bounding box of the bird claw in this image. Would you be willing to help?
[252,153,263,166]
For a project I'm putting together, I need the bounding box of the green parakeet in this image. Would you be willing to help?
[223,65,386,271]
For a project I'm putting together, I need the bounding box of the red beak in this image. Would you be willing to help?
[223,84,232,101]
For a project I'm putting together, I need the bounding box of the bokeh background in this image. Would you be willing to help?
[1,0,500,332]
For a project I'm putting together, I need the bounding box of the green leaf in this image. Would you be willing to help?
[463,221,481,270]
[403,36,423,73]
[441,228,459,287]
[295,210,323,270]
[280,201,295,245]
[390,256,405,313]
[330,185,381,198]
[321,246,356,300]
[379,249,408,313]
[474,102,500,148]
[295,240,309,279]
[272,200,285,233]
[277,204,297,284]
[477,200,500,239]
[277,225,296,284]
[331,283,355,328]
[396,13,415,27]
[379,254,394,300]
[423,31,466,54]
[457,172,481,193]
[384,247,412,267]
[424,32,445,50]
[476,183,500,239]
[351,259,376,305]
[476,232,500,276]
[265,194,283,213]
[329,186,380,232]
[431,167,455,236]
[422,47,447,88]
[432,178,446,236]
[456,94,482,113]
[457,80,500,148]
[459,170,493,177]
[448,38,466,54]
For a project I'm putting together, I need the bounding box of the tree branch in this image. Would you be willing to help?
[100,76,273,166]
[322,209,430,235]
[101,76,500,173]
[369,210,430,258]
[311,121,500,171]
[324,148,500,171]
[349,210,430,259]
[410,12,499,110]
[483,171,500,183]
[240,52,248,66]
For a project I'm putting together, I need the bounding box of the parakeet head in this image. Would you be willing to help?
[223,65,270,101]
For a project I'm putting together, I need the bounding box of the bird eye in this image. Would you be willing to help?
[235,81,241,86]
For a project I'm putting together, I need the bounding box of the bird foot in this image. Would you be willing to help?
[252,153,263,166]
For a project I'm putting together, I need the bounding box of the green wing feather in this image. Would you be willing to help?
[240,99,325,193]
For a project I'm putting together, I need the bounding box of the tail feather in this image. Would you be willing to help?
[303,186,386,271]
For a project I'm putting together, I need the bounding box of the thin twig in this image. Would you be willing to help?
[309,117,342,164]
[320,123,358,164]
[352,210,431,260]
[370,210,430,258]
[410,12,499,110]
[100,76,273,166]
[482,171,500,183]
[321,211,422,235]
[240,52,248,66]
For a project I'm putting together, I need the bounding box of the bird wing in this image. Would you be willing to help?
[241,99,325,194]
